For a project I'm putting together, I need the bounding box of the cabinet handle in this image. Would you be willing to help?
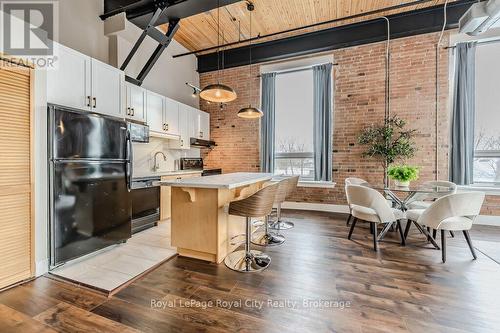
[131,108,134,116]
[87,96,91,107]
[180,139,184,146]
[92,97,96,108]
[127,107,130,115]
[166,124,169,131]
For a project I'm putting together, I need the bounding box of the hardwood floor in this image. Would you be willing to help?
[2,210,500,332]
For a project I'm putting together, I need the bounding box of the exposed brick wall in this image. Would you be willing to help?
[199,31,500,216]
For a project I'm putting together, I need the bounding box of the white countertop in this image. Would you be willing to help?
[133,170,203,179]
[159,172,274,189]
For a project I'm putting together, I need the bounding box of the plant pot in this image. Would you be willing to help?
[394,180,410,187]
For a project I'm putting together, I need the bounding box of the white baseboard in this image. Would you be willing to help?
[35,259,49,277]
[476,215,500,226]
[281,201,499,226]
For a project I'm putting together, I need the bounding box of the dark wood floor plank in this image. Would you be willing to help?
[1,210,500,333]
[92,297,226,333]
[34,302,140,333]
[0,282,60,317]
[22,276,107,311]
[0,304,57,333]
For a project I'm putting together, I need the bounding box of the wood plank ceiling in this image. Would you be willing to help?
[165,0,457,55]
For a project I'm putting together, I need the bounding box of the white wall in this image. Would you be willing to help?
[132,139,200,178]
[58,0,109,63]
[106,16,200,108]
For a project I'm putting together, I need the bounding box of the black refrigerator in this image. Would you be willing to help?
[48,104,132,268]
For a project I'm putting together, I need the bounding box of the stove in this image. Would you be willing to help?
[180,158,222,176]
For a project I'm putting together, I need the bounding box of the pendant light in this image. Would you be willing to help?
[238,2,263,119]
[199,0,237,103]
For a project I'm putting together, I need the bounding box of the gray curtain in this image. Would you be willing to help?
[313,63,333,181]
[260,72,276,173]
[450,42,476,185]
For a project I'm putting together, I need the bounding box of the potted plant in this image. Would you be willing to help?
[388,165,419,187]
[358,116,417,186]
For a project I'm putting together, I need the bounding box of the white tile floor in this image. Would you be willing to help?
[51,221,176,292]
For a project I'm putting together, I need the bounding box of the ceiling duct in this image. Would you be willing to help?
[459,0,500,35]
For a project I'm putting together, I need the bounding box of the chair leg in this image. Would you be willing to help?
[372,223,378,252]
[450,231,455,238]
[404,220,412,240]
[346,214,352,226]
[433,229,437,240]
[441,230,446,263]
[348,218,357,240]
[396,221,405,246]
[463,230,477,260]
[427,227,431,242]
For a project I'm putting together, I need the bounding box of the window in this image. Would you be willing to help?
[474,42,500,185]
[274,69,315,180]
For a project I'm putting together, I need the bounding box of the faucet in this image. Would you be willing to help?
[153,151,167,172]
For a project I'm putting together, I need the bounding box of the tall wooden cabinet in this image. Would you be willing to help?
[0,63,34,289]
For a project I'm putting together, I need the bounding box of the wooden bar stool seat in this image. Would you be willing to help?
[251,179,287,247]
[224,182,279,272]
[270,176,299,231]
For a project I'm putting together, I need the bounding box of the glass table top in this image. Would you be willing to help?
[363,183,455,194]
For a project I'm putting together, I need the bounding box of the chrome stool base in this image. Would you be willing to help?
[224,250,271,272]
[252,231,285,246]
[270,220,294,230]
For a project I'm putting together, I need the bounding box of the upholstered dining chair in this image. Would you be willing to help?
[407,180,458,239]
[405,192,485,263]
[408,180,458,209]
[345,177,367,226]
[345,184,406,251]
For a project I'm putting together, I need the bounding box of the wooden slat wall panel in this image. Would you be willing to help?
[0,65,33,290]
[169,0,451,53]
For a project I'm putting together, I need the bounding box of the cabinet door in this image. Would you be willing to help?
[164,97,180,136]
[126,84,145,122]
[199,111,210,140]
[91,59,123,118]
[170,103,190,149]
[189,107,201,139]
[146,91,164,134]
[47,43,91,110]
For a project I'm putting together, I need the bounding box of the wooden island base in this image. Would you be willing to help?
[166,173,273,263]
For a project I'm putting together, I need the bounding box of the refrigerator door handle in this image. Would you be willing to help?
[126,129,133,192]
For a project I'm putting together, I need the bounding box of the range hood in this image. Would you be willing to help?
[190,137,216,148]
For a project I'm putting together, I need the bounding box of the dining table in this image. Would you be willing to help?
[362,182,455,247]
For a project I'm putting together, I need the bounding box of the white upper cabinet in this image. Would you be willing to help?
[199,111,210,140]
[169,103,191,150]
[164,97,180,136]
[125,83,146,122]
[189,108,210,140]
[47,44,91,110]
[47,43,123,117]
[91,59,123,118]
[146,91,164,134]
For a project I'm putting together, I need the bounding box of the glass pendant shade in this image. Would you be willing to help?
[199,83,237,103]
[237,105,263,119]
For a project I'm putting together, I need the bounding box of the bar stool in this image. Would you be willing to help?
[251,179,287,247]
[270,176,299,230]
[224,183,279,273]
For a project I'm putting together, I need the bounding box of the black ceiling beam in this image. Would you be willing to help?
[197,0,477,73]
[101,0,241,29]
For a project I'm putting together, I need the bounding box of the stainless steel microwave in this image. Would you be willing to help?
[128,122,149,143]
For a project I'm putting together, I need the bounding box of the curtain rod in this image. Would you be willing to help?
[445,38,500,49]
[258,62,338,77]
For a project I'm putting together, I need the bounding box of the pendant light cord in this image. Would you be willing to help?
[435,0,449,181]
[249,5,252,106]
[217,0,220,84]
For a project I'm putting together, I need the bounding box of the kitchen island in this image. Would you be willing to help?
[159,172,273,263]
